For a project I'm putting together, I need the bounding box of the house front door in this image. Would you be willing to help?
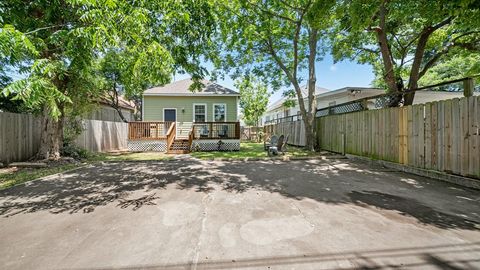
[164,109,176,122]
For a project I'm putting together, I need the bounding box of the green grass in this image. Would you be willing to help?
[0,143,315,190]
[190,142,316,159]
[0,164,80,190]
[88,152,174,161]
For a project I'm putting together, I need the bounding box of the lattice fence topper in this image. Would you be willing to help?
[373,92,404,108]
[127,140,167,152]
[316,101,365,117]
[316,92,409,117]
[192,140,240,151]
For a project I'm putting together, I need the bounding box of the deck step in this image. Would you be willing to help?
[167,149,190,154]
[168,138,191,153]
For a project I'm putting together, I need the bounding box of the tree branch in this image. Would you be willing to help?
[265,36,305,115]
[278,0,304,12]
[418,30,480,79]
[374,0,398,93]
[245,0,299,23]
[25,24,68,35]
[407,17,453,90]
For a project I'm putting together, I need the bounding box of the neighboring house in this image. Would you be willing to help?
[128,78,241,153]
[262,85,477,124]
[85,96,136,122]
[262,86,330,125]
[412,90,479,105]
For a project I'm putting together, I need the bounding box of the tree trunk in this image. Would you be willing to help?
[375,2,398,95]
[37,106,61,160]
[113,105,128,123]
[403,82,417,106]
[304,119,316,151]
[303,28,318,151]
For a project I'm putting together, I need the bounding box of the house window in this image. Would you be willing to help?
[213,104,226,122]
[194,104,206,122]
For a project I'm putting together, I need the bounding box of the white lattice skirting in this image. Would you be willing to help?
[128,140,167,152]
[191,139,240,152]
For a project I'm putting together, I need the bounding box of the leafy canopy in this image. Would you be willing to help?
[1,0,217,119]
[235,75,270,126]
[332,0,480,94]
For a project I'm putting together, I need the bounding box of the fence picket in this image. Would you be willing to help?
[302,96,480,179]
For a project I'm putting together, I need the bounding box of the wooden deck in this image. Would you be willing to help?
[128,122,174,140]
[128,121,240,153]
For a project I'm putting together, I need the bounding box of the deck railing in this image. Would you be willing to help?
[166,122,176,150]
[128,122,174,140]
[128,121,240,140]
[192,122,240,139]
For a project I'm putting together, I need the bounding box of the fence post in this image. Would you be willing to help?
[463,78,474,97]
[361,99,369,110]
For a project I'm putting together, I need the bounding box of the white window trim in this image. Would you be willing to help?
[163,108,177,122]
[141,96,145,121]
[193,103,207,122]
[213,103,227,122]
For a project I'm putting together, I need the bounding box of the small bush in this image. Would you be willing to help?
[61,143,89,160]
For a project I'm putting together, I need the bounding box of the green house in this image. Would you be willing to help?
[128,79,240,153]
[143,78,239,123]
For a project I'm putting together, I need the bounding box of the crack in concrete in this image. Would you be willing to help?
[191,191,214,270]
[290,201,316,229]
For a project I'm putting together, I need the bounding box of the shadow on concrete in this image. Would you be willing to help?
[348,190,479,230]
[0,159,479,231]
[67,242,480,270]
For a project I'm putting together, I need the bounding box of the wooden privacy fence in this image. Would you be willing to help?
[0,113,129,163]
[241,126,263,141]
[74,119,128,152]
[264,120,306,146]
[0,112,42,164]
[317,95,480,179]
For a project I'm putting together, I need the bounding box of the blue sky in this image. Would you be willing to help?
[174,53,375,104]
[6,52,375,106]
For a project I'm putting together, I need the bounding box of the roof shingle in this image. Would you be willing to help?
[144,78,239,96]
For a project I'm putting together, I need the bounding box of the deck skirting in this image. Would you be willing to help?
[127,139,240,152]
[191,139,240,152]
[128,140,167,152]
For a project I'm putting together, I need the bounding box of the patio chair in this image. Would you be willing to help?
[283,134,289,152]
[264,134,278,150]
[199,125,209,138]
[218,125,229,138]
[267,134,285,156]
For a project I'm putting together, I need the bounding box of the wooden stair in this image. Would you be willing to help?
[168,139,191,154]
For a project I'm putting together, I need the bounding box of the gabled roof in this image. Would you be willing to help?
[99,94,136,111]
[267,85,330,111]
[144,78,240,96]
[316,87,383,99]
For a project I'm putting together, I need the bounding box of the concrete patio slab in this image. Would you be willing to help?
[0,159,479,269]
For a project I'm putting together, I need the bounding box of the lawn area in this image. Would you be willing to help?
[89,152,174,162]
[0,164,80,190]
[0,143,316,190]
[190,142,316,159]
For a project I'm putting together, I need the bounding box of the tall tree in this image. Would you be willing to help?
[235,76,270,126]
[332,0,480,105]
[418,53,480,86]
[213,0,334,150]
[1,0,216,159]
[97,48,174,122]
